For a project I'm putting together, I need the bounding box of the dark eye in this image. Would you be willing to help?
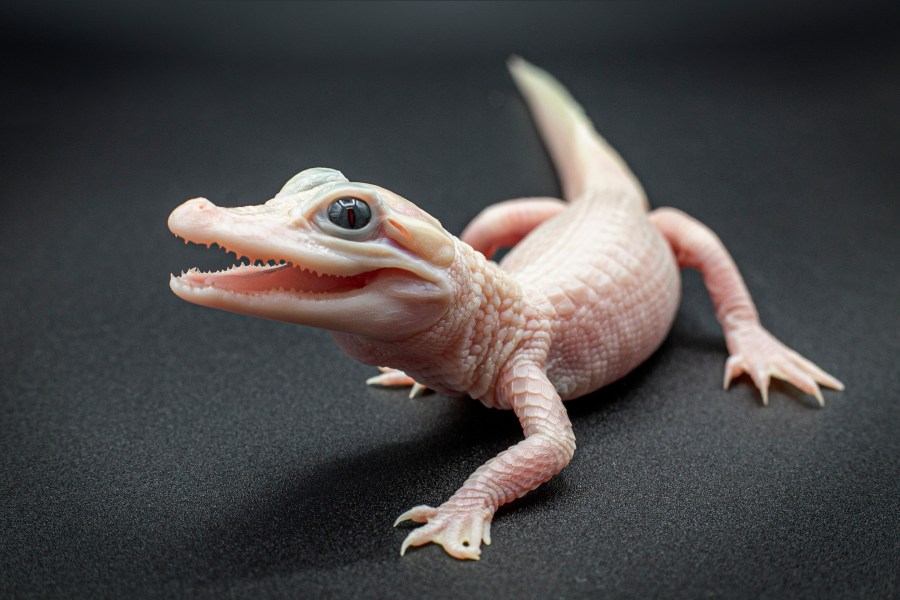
[327,197,371,230]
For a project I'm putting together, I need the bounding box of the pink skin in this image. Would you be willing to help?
[168,58,842,560]
[460,197,567,259]
[388,59,836,559]
[649,208,844,405]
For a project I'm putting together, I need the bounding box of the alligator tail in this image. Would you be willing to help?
[508,56,647,207]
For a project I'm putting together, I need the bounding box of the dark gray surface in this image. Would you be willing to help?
[2,3,898,598]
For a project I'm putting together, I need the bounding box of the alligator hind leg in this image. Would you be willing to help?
[650,207,844,406]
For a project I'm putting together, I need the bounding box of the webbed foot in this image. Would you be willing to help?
[724,325,844,406]
[395,504,492,560]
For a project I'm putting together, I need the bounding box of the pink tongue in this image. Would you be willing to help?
[186,264,368,294]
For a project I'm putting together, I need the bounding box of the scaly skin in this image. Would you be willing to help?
[168,57,843,560]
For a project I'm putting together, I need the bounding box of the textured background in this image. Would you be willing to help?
[2,2,898,598]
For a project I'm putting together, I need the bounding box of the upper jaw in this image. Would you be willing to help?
[168,196,446,282]
[168,197,369,277]
[168,196,384,296]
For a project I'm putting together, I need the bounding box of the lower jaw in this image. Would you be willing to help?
[174,263,373,296]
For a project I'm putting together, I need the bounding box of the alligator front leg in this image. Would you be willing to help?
[395,362,575,559]
[460,197,565,260]
[366,367,430,398]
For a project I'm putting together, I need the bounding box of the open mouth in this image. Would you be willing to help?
[171,242,376,296]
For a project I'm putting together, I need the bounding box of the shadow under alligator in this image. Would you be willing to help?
[156,323,724,583]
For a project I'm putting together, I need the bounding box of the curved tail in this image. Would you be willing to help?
[508,56,646,206]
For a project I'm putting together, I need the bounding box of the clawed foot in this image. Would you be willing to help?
[395,504,492,560]
[366,367,430,398]
[725,325,844,406]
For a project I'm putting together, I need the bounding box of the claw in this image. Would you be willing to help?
[367,367,432,396]
[787,350,845,391]
[813,386,824,407]
[777,361,825,407]
[399,531,416,556]
[366,368,416,387]
[366,373,393,386]
[394,510,415,527]
[396,505,490,560]
[749,368,771,406]
[394,505,436,526]
[723,355,743,390]
[725,325,842,407]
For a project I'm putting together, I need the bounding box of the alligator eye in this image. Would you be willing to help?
[327,197,371,230]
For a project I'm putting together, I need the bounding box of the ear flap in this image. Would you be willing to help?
[278,168,348,196]
[384,214,455,267]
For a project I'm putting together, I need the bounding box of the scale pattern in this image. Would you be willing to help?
[394,61,841,559]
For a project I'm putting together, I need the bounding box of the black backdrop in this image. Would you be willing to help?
[2,3,898,598]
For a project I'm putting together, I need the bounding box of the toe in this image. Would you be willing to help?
[438,524,481,560]
[786,351,844,391]
[400,527,431,556]
[408,382,429,398]
[367,367,417,387]
[723,355,745,390]
[394,505,436,526]
[779,360,825,406]
[397,507,489,560]
[749,367,771,406]
[465,518,483,552]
